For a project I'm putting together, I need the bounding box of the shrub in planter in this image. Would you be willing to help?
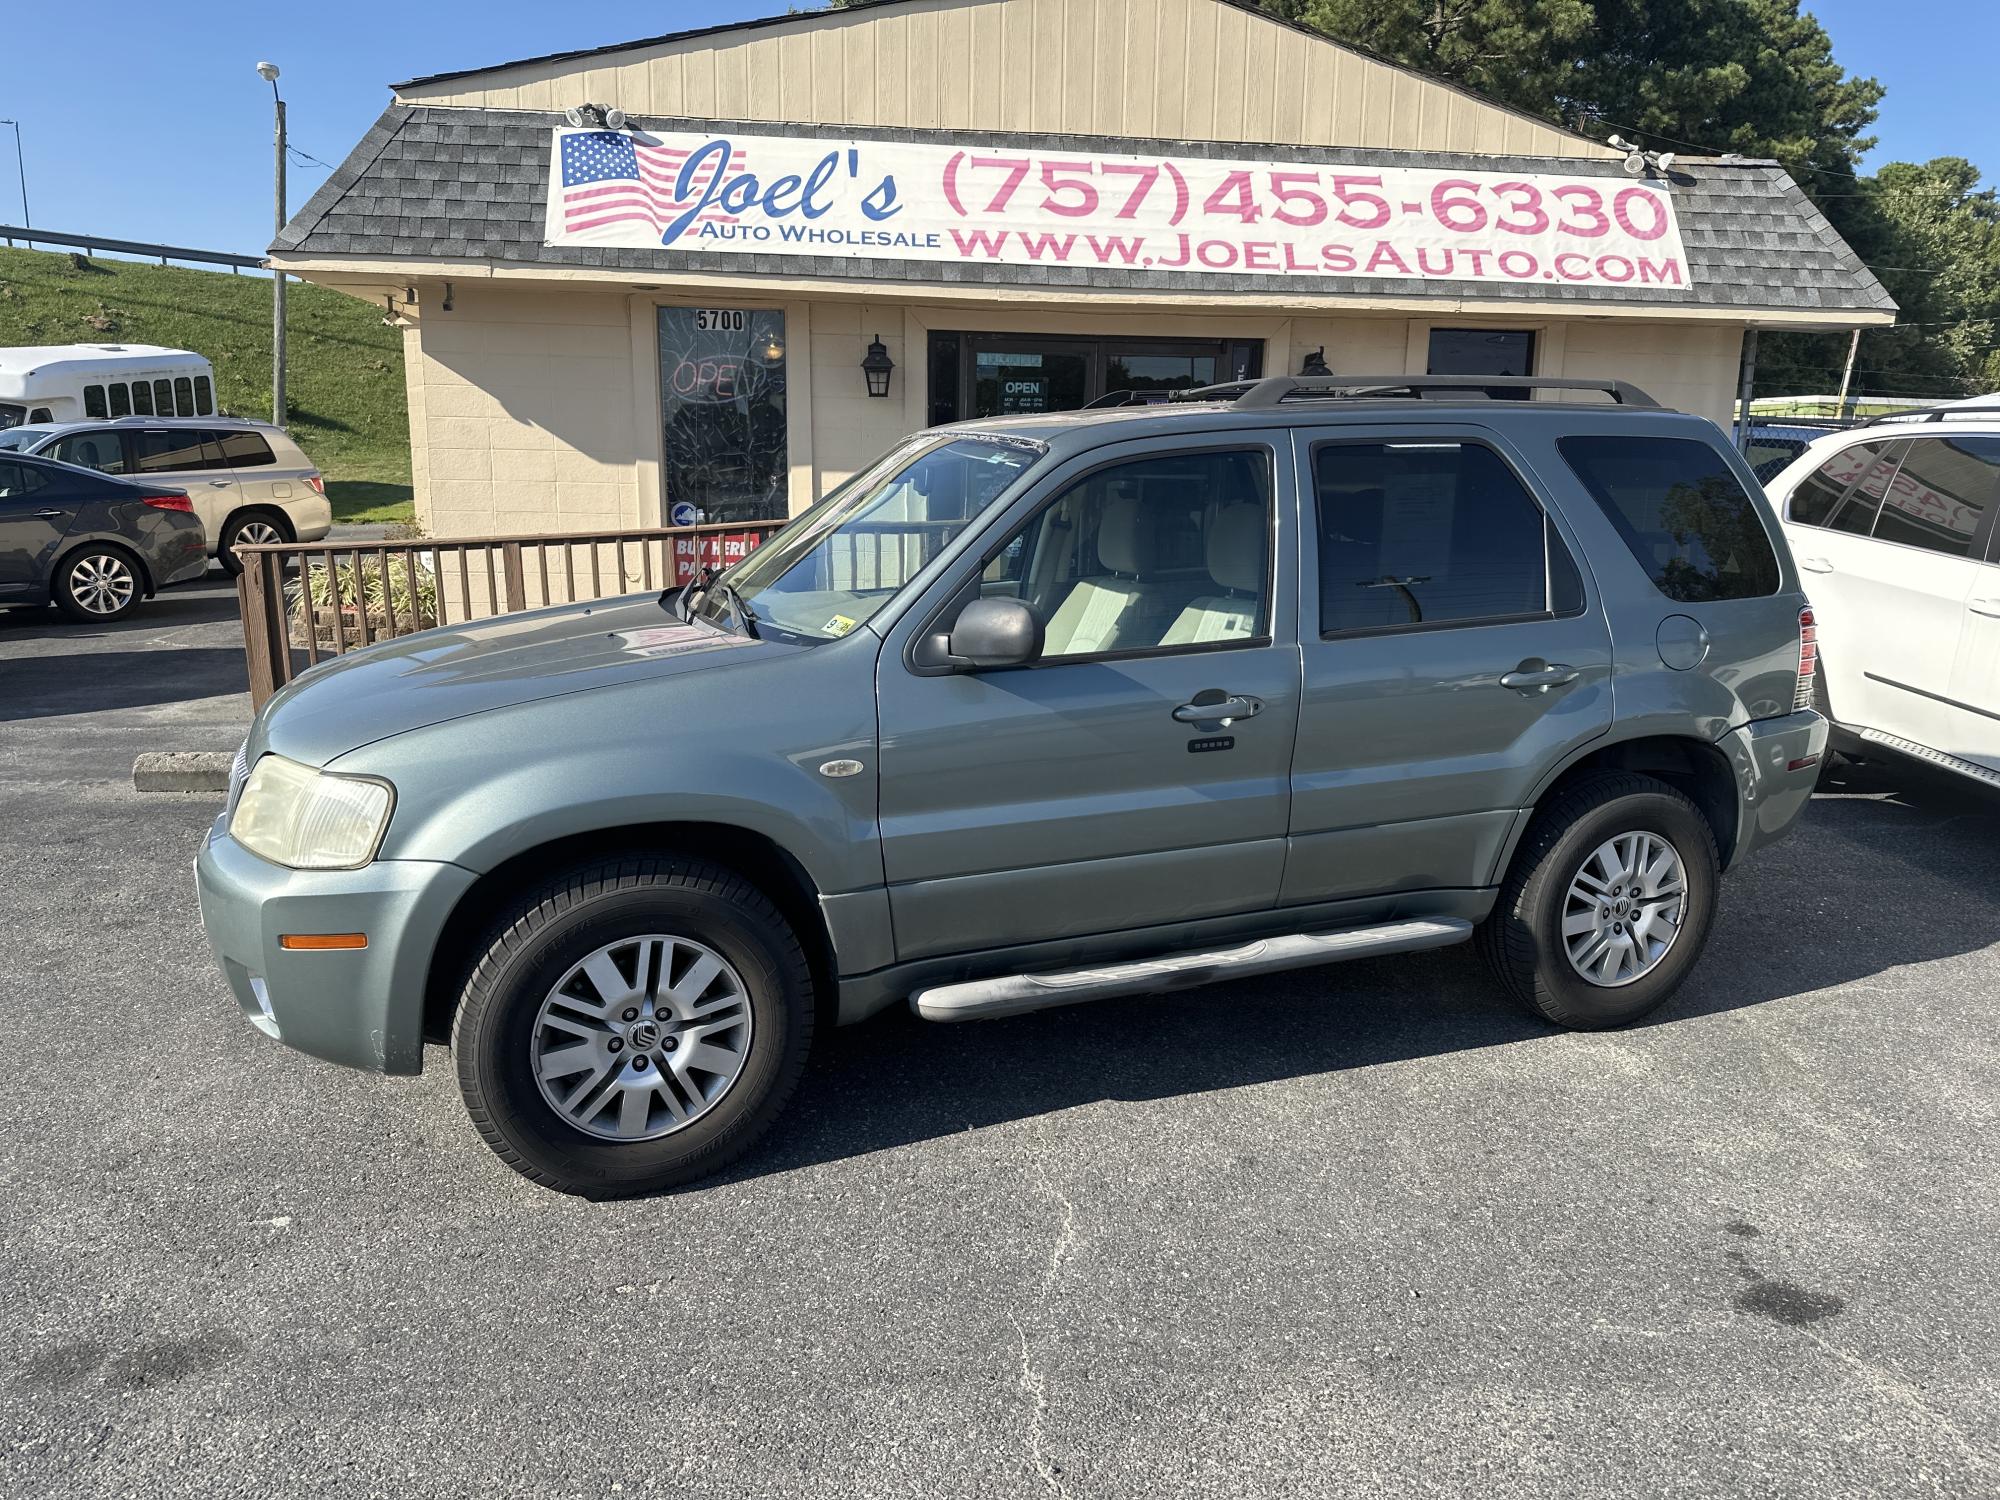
[288,558,440,648]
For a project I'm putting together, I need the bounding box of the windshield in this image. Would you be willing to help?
[0,404,25,431]
[0,428,33,450]
[697,434,1045,642]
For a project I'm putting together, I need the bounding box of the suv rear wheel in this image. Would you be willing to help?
[217,509,292,575]
[1478,770,1720,1029]
[452,855,815,1197]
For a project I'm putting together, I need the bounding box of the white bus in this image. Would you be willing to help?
[0,344,219,429]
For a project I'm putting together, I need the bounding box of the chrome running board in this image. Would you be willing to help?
[1855,729,2000,789]
[911,918,1474,1023]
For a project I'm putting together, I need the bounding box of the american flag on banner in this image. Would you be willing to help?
[554,132,748,243]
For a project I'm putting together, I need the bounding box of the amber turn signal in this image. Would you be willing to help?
[278,933,369,951]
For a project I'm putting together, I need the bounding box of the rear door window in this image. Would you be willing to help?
[1785,440,1903,535]
[1558,436,1780,602]
[136,428,224,474]
[0,462,50,498]
[1869,435,2000,558]
[1314,438,1582,635]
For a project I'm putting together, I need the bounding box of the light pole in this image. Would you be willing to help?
[0,119,28,228]
[257,61,286,427]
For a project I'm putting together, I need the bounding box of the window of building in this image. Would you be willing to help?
[1868,435,2000,558]
[1427,328,1536,400]
[658,307,788,524]
[1315,440,1573,634]
[989,448,1274,660]
[213,430,277,468]
[48,433,126,474]
[1559,436,1780,602]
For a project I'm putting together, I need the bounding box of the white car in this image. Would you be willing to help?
[1764,411,2000,789]
[0,417,332,574]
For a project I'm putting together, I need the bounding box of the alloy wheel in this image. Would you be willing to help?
[530,935,754,1141]
[235,519,283,548]
[69,553,136,616]
[1560,831,1687,987]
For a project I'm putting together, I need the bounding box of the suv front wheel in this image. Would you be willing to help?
[452,856,816,1197]
[1479,771,1721,1029]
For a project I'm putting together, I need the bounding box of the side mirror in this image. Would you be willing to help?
[924,597,1043,670]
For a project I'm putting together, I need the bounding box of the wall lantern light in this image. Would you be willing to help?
[862,334,896,398]
[1299,346,1331,377]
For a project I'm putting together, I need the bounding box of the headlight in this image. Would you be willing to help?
[230,754,394,870]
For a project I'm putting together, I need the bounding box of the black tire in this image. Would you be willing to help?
[452,855,815,1198]
[1477,771,1720,1030]
[216,509,292,576]
[52,542,145,622]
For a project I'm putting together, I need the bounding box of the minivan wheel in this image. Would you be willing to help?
[1477,771,1720,1030]
[217,510,291,575]
[53,544,142,622]
[451,856,814,1197]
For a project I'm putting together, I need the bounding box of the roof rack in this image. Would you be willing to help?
[1082,389,1178,409]
[1863,402,2000,427]
[1176,374,1660,409]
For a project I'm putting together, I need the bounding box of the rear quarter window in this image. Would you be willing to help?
[1558,435,1781,603]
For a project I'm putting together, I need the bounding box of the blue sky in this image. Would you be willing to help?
[0,0,1992,257]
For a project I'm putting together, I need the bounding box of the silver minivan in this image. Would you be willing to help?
[0,417,332,573]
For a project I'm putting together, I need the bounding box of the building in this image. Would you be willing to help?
[274,0,1895,539]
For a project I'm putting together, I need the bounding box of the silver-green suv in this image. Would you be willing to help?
[195,375,1826,1197]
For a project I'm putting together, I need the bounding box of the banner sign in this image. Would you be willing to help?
[547,127,1693,290]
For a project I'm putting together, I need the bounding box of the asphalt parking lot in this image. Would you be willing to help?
[1,583,1996,1498]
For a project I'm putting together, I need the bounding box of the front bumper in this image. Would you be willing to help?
[1720,709,1830,868]
[193,814,475,1074]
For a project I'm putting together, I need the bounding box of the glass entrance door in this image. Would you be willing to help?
[930,333,1262,423]
[969,338,1095,418]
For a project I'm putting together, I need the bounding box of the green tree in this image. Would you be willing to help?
[1760,159,2000,400]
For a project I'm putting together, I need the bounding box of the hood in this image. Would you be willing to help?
[257,594,796,766]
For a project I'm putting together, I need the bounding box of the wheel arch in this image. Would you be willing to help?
[422,821,838,1046]
[1500,732,1741,880]
[226,504,297,541]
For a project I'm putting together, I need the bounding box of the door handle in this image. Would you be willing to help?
[1970,599,2000,618]
[210,480,233,487]
[32,508,65,519]
[1499,663,1581,693]
[1798,556,1834,574]
[1173,693,1263,725]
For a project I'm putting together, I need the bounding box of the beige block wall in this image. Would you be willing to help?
[405,281,645,538]
[402,281,1748,539]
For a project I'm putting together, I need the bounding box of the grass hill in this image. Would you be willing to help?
[0,245,412,526]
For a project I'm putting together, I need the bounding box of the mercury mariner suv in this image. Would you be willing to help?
[195,374,1827,1197]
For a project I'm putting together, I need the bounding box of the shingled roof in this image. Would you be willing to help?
[274,105,1896,318]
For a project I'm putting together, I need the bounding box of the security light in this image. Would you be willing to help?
[1299,346,1331,377]
[604,108,627,131]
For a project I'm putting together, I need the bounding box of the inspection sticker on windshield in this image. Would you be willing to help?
[823,614,859,637]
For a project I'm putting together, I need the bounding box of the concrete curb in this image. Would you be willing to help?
[133,752,235,794]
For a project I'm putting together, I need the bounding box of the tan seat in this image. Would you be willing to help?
[1042,495,1177,656]
[1161,503,1267,646]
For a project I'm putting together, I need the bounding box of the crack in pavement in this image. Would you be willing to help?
[1011,1142,1079,1497]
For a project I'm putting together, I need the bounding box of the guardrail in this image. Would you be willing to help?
[0,225,267,272]
[234,521,785,709]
